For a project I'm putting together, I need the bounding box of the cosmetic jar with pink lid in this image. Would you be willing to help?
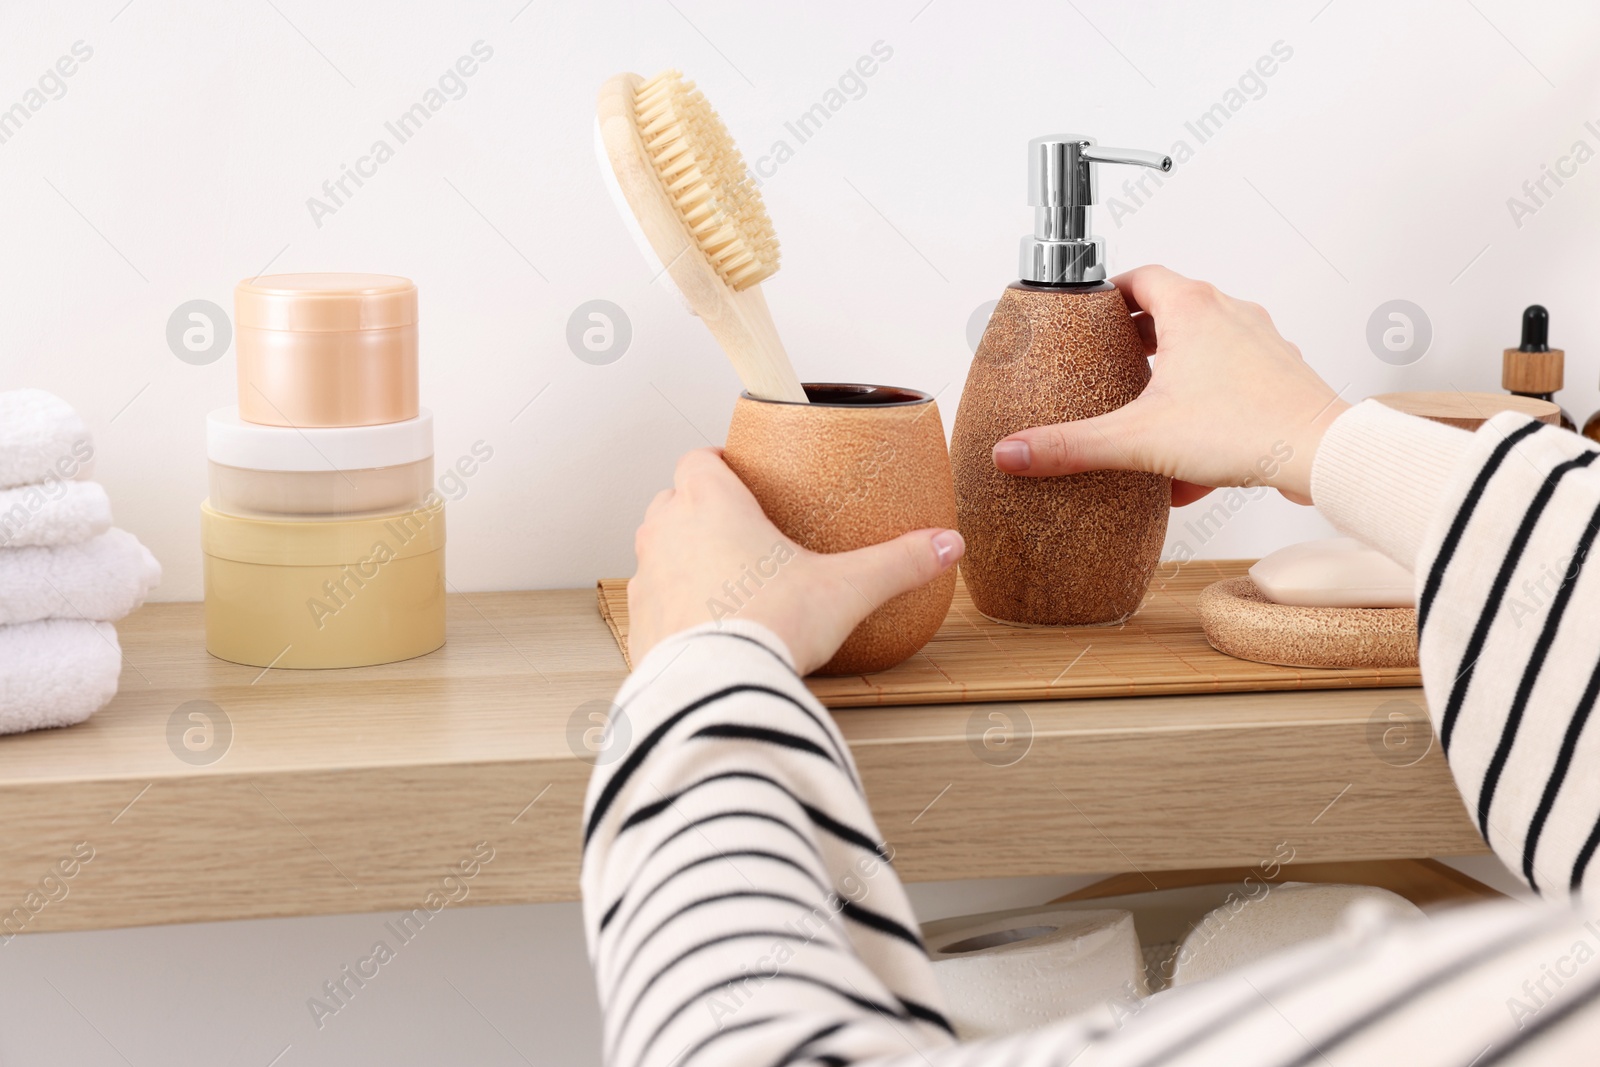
[235,273,418,427]
[206,407,434,519]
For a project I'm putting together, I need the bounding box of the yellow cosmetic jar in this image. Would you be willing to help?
[201,500,446,669]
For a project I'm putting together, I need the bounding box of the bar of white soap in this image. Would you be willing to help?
[1249,537,1415,608]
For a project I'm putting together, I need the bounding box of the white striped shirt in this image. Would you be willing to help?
[584,401,1600,1066]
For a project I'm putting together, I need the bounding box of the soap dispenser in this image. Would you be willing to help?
[1504,305,1575,432]
[950,135,1172,626]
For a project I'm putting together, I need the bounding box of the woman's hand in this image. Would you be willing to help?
[991,264,1349,505]
[627,449,965,674]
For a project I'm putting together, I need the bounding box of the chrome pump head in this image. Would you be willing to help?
[1020,134,1172,285]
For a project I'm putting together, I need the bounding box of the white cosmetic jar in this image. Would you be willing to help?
[206,407,435,519]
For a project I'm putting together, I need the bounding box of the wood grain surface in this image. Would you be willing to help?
[1054,858,1505,911]
[0,587,1483,936]
[1372,390,1560,430]
[599,561,1423,707]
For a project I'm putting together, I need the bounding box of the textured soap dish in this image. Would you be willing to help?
[1197,576,1418,669]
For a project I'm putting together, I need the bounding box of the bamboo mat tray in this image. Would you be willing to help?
[595,559,1421,709]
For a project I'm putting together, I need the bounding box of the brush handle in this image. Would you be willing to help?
[597,73,808,403]
[715,286,806,403]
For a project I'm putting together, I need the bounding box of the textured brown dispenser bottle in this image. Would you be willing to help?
[951,282,1169,625]
[951,134,1173,626]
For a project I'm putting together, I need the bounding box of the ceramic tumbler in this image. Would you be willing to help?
[723,383,958,675]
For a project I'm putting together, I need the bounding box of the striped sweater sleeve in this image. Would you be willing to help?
[1313,400,1600,897]
[584,624,1600,1066]
[580,619,959,1067]
[584,402,1600,1066]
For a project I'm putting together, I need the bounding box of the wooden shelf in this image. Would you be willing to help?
[0,592,1486,935]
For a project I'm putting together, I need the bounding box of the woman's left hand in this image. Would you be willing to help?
[627,449,965,675]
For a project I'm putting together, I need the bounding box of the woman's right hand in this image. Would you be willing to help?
[989,264,1349,505]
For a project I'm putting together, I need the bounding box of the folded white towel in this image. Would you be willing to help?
[0,619,122,734]
[0,480,111,548]
[0,389,94,489]
[0,528,162,627]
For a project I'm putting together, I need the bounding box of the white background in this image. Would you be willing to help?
[1,0,1591,1063]
[7,0,1600,597]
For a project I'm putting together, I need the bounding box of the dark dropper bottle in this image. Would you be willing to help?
[1504,305,1575,432]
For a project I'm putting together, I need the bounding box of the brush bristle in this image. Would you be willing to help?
[634,70,779,291]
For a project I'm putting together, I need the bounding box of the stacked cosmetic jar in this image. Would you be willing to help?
[201,274,446,668]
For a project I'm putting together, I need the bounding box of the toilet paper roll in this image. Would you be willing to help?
[925,906,1148,1040]
[1170,883,1422,988]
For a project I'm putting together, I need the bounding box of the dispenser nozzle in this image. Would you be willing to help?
[1520,305,1550,352]
[1021,134,1172,285]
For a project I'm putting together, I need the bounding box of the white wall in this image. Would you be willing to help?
[0,876,1111,1067]
[0,877,1204,1065]
[0,0,1589,1063]
[5,0,1598,598]
[0,862,1530,1065]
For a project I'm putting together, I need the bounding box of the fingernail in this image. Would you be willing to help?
[993,439,1031,472]
[932,529,965,567]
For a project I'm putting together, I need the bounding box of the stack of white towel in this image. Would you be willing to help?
[1,389,161,734]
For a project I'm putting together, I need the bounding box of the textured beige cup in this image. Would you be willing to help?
[723,383,958,675]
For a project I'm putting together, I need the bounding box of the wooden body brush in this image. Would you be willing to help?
[596,71,807,403]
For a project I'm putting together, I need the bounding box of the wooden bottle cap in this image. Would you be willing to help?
[1373,390,1560,431]
[1502,347,1564,393]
